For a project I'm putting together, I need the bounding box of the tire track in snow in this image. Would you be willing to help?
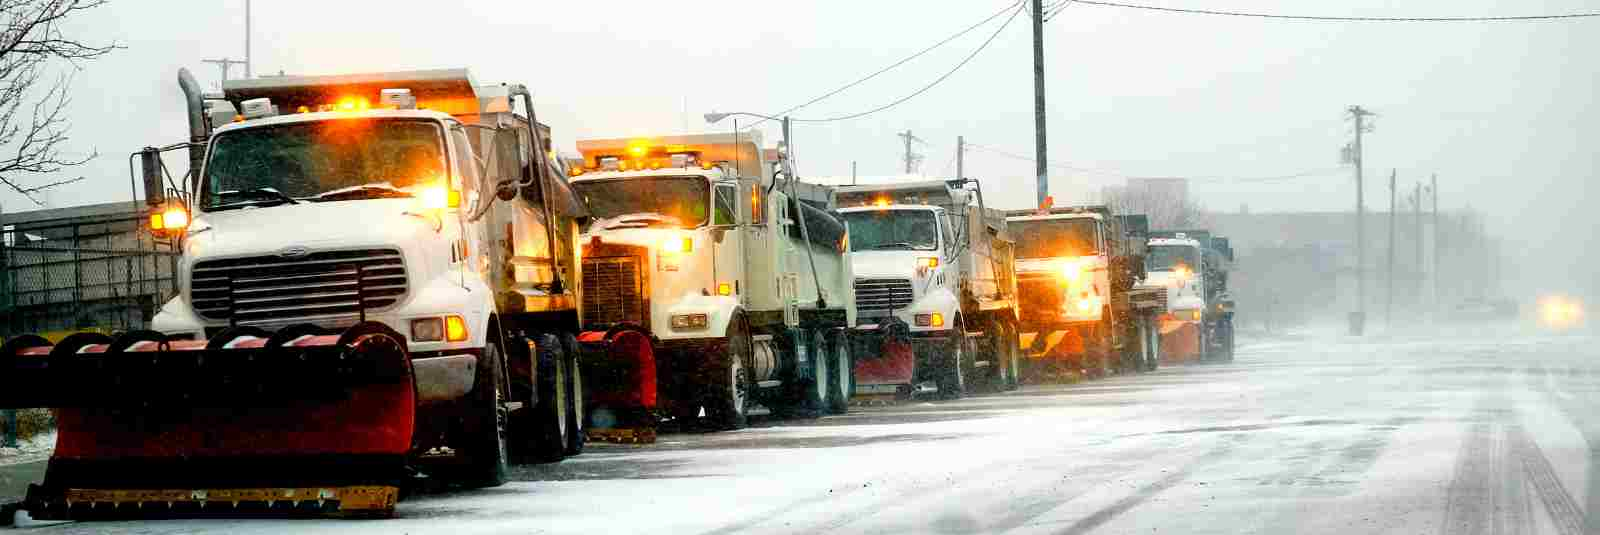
[1050,435,1247,535]
[1507,423,1584,535]
[1530,364,1599,534]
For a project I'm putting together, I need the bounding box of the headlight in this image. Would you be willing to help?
[1173,266,1192,281]
[670,313,709,331]
[419,184,460,209]
[1058,259,1084,285]
[914,312,944,328]
[661,236,693,254]
[411,315,469,342]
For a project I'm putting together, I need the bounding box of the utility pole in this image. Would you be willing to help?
[897,130,923,174]
[1386,169,1396,330]
[244,0,252,78]
[1032,0,1048,207]
[1348,105,1374,334]
[1431,173,1439,313]
[1413,182,1423,308]
[956,136,965,180]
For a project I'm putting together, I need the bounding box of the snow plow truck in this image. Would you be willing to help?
[833,178,1021,399]
[0,68,589,520]
[569,132,856,440]
[1005,203,1163,381]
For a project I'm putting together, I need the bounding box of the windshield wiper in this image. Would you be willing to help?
[869,242,918,250]
[210,187,300,211]
[313,185,413,202]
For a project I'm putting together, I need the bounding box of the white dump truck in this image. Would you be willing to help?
[1006,204,1161,380]
[1147,230,1235,363]
[2,68,593,520]
[834,179,1020,399]
[569,133,856,436]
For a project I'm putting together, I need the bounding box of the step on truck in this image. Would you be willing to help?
[1005,203,1158,381]
[569,133,856,438]
[833,179,1020,399]
[1146,230,1235,363]
[0,68,589,520]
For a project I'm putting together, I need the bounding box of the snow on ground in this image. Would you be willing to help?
[0,431,53,467]
[13,324,1600,534]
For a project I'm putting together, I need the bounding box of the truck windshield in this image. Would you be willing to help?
[1013,218,1099,259]
[202,118,447,211]
[842,210,939,251]
[573,176,709,228]
[1146,244,1200,272]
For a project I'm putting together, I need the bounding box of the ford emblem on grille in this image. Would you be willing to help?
[277,245,310,258]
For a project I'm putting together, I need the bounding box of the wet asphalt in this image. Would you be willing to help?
[10,324,1600,534]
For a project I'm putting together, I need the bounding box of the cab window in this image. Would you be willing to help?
[714,184,738,225]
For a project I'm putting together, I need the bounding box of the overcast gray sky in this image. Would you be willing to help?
[8,0,1598,294]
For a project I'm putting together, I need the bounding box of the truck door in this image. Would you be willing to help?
[711,181,744,302]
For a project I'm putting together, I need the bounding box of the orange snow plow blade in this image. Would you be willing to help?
[1159,319,1200,364]
[0,322,415,520]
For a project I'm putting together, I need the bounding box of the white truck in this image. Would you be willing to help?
[1146,230,1235,362]
[1006,205,1155,379]
[142,68,588,492]
[834,179,1020,399]
[569,133,856,435]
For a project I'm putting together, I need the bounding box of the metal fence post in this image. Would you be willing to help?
[2,409,17,448]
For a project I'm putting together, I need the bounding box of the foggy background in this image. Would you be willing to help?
[6,0,1596,321]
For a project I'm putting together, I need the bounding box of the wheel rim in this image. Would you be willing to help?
[813,332,828,405]
[836,340,851,399]
[571,353,584,437]
[554,349,568,444]
[731,355,747,416]
[953,335,966,393]
[491,346,508,467]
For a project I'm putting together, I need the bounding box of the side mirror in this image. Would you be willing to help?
[140,147,165,207]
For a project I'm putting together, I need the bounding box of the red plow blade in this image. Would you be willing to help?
[0,322,415,520]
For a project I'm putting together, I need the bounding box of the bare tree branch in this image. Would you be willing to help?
[0,0,117,205]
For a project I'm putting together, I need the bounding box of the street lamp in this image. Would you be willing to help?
[703,111,782,125]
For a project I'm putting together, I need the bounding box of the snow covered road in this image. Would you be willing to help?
[15,326,1600,534]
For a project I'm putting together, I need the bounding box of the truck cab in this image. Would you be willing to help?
[836,203,957,338]
[835,180,1019,398]
[147,69,588,486]
[570,134,856,432]
[1145,236,1206,318]
[1009,212,1111,327]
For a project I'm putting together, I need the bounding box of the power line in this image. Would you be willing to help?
[745,1,1024,129]
[1061,0,1600,22]
[1044,0,1074,21]
[792,3,1028,123]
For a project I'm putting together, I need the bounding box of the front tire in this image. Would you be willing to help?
[937,323,971,400]
[706,312,753,430]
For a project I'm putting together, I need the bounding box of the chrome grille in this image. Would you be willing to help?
[582,256,645,326]
[854,278,914,311]
[190,248,407,328]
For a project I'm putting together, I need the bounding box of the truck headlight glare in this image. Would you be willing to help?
[671,313,709,331]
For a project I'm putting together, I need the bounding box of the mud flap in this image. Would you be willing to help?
[0,322,415,520]
[578,328,658,444]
